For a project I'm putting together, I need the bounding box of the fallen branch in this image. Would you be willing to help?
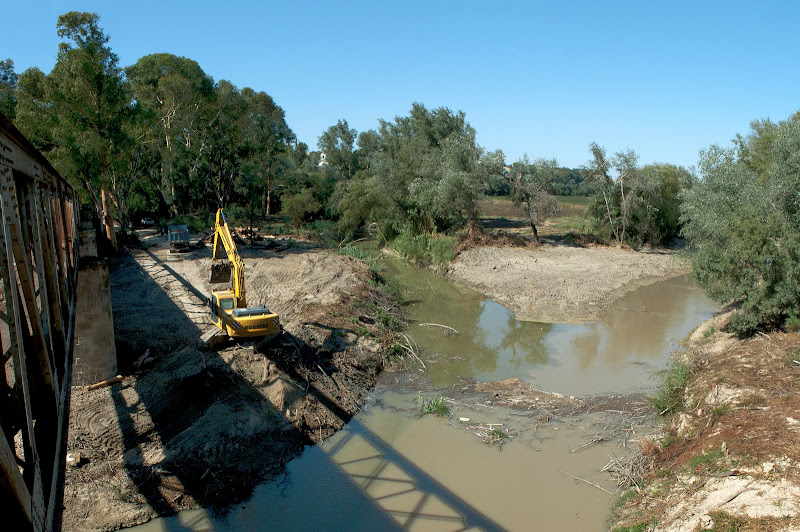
[560,470,613,494]
[398,334,426,369]
[571,436,604,453]
[418,323,459,335]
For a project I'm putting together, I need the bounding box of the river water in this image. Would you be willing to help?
[134,255,717,532]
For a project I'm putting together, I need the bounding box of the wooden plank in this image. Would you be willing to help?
[0,425,32,523]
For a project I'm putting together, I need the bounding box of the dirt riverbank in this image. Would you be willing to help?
[62,233,398,531]
[610,311,800,531]
[448,243,689,324]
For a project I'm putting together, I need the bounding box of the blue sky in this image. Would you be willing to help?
[2,1,799,170]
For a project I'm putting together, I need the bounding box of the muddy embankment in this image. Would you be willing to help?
[63,234,398,531]
[448,244,689,324]
[610,311,800,532]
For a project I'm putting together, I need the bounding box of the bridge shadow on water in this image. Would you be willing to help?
[102,245,502,531]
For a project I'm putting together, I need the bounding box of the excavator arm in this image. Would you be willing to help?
[211,208,247,307]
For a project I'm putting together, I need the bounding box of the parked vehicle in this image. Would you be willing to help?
[167,225,190,252]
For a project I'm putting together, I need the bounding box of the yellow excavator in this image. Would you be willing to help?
[205,208,281,344]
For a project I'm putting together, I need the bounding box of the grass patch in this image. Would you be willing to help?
[555,195,591,206]
[339,244,380,272]
[391,231,456,270]
[738,394,767,408]
[649,362,693,415]
[660,435,680,449]
[374,308,404,332]
[706,509,786,531]
[611,519,657,532]
[368,277,404,304]
[689,449,725,472]
[417,393,450,418]
[711,405,731,417]
[489,428,509,439]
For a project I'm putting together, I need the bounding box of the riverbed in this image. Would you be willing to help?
[133,252,717,531]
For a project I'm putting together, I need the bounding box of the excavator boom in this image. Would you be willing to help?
[211,209,247,306]
[207,208,280,341]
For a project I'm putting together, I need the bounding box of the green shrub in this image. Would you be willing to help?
[681,115,800,336]
[390,230,456,269]
[338,244,380,272]
[649,362,693,415]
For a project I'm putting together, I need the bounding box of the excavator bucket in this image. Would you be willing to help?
[209,260,232,284]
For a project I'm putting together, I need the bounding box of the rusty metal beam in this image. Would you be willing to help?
[0,113,79,531]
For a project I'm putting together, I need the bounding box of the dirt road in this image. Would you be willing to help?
[448,243,689,324]
[62,234,396,531]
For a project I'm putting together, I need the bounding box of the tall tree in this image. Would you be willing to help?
[318,119,358,179]
[14,67,57,152]
[241,88,293,215]
[13,12,130,243]
[0,58,18,119]
[125,53,216,216]
[508,156,560,244]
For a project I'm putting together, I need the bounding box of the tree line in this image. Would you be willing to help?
[3,12,298,234]
[4,12,793,335]
[0,12,693,249]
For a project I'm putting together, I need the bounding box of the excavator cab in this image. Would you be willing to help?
[209,292,235,327]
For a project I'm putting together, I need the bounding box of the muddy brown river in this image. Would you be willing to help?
[133,255,717,531]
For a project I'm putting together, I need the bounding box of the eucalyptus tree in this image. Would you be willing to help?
[0,58,17,119]
[11,12,130,243]
[241,88,294,215]
[318,119,358,179]
[125,53,216,216]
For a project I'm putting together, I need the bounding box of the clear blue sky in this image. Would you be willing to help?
[3,1,799,170]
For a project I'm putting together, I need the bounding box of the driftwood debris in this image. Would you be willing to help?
[560,470,613,495]
[418,323,459,335]
[397,334,426,369]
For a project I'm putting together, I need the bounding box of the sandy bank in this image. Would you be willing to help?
[448,244,689,324]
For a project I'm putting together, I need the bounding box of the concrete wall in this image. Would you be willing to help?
[78,228,97,258]
[73,260,117,386]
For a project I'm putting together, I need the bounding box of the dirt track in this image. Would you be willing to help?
[448,244,689,323]
[62,234,395,531]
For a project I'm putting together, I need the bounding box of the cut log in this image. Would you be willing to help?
[84,375,123,391]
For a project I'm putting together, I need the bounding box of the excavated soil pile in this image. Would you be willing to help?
[448,244,688,324]
[63,234,394,531]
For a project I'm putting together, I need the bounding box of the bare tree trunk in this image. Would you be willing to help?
[530,220,541,244]
[262,165,272,216]
[101,187,118,252]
